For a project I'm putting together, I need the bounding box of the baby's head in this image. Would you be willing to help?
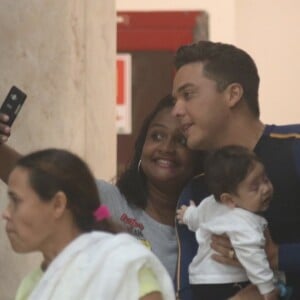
[204,145,273,213]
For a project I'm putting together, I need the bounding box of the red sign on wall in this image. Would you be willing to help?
[116,53,132,134]
[117,11,208,51]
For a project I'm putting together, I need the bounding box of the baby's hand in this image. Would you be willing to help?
[176,200,195,224]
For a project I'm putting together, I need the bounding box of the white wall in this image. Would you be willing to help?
[117,0,300,124]
[0,1,116,299]
[236,0,300,123]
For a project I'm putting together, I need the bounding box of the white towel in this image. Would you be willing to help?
[29,231,175,300]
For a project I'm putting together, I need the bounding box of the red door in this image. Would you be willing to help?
[116,11,208,176]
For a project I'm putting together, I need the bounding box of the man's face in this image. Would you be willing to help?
[172,62,230,151]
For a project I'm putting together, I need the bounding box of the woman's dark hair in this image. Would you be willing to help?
[204,145,262,201]
[15,148,119,233]
[116,94,204,209]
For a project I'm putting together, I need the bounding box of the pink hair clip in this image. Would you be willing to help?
[93,205,111,221]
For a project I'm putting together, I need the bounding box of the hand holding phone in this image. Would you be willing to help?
[0,86,27,127]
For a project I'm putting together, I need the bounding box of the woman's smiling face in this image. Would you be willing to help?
[141,107,197,188]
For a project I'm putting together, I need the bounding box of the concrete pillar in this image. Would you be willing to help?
[0,1,116,299]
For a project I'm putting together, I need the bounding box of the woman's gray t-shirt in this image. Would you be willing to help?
[96,179,178,279]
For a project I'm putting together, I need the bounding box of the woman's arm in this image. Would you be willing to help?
[0,113,22,183]
[0,144,22,183]
[138,267,169,300]
[140,291,163,300]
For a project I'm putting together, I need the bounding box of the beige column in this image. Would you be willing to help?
[0,1,116,299]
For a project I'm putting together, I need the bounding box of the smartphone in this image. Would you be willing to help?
[0,86,27,127]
